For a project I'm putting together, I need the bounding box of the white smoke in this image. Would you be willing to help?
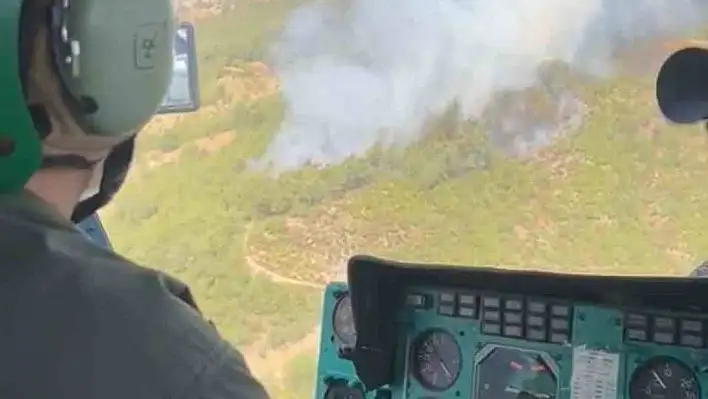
[253,0,708,170]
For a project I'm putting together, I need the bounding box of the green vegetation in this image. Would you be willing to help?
[99,2,708,397]
[283,353,318,398]
[248,78,708,281]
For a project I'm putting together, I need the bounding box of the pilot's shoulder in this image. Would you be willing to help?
[70,248,222,352]
[59,249,269,398]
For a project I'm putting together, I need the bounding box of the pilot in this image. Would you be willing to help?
[0,0,269,397]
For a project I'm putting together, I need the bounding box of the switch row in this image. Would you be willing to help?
[625,313,705,348]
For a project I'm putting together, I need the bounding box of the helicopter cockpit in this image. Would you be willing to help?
[74,4,708,399]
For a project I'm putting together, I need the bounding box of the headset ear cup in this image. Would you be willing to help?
[71,136,135,223]
[0,0,45,193]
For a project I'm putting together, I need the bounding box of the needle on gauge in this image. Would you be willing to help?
[651,370,667,389]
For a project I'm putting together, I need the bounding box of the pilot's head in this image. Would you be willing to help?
[0,0,175,221]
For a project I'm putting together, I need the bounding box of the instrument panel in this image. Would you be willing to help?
[315,281,708,399]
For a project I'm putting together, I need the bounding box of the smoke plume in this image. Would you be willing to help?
[253,0,708,170]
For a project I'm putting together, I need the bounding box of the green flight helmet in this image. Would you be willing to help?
[0,0,174,193]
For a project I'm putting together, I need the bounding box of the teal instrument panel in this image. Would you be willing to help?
[314,281,708,399]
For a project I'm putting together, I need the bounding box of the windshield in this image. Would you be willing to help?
[100,0,708,397]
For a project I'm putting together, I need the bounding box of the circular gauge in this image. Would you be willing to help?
[332,293,357,346]
[411,329,462,391]
[629,357,700,399]
[324,383,364,399]
[475,346,557,399]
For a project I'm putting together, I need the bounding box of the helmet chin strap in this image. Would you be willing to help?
[79,179,100,201]
[78,158,105,201]
[71,137,134,223]
[40,154,97,170]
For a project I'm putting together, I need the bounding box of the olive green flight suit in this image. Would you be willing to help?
[0,191,269,399]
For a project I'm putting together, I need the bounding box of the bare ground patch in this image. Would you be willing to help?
[146,148,183,168]
[143,127,235,169]
[217,62,279,103]
[196,130,236,153]
[247,202,412,283]
[143,114,186,136]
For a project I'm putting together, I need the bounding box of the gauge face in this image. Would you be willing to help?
[411,329,462,391]
[629,357,700,399]
[332,293,357,346]
[476,347,557,399]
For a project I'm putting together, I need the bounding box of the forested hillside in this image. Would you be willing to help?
[101,1,708,397]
